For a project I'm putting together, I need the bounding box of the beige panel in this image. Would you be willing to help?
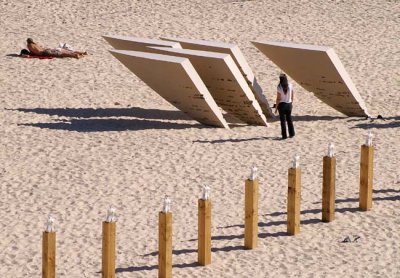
[252,41,369,117]
[103,35,182,51]
[150,47,267,126]
[109,50,229,129]
[161,36,274,118]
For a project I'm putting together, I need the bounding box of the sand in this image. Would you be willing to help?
[0,0,399,277]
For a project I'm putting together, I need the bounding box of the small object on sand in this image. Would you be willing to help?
[342,235,361,243]
[342,236,351,243]
[58,42,74,51]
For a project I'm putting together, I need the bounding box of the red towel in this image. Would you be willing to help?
[21,54,54,59]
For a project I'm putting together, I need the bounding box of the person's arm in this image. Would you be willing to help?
[292,90,294,104]
[275,92,280,114]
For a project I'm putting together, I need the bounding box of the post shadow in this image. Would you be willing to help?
[373,189,400,194]
[141,244,244,260]
[115,262,198,273]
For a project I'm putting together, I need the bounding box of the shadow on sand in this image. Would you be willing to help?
[292,115,347,122]
[350,116,400,129]
[116,188,400,273]
[13,107,191,121]
[19,118,203,132]
[118,246,244,273]
[193,136,278,144]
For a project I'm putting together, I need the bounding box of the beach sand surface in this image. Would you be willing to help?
[0,0,399,277]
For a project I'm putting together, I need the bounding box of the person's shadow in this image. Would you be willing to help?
[5,54,21,58]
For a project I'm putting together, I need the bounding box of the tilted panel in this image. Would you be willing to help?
[109,50,229,128]
[103,35,181,51]
[150,47,267,126]
[161,36,274,118]
[252,40,369,117]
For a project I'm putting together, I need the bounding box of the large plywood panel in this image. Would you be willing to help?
[150,47,267,126]
[103,35,181,51]
[109,50,229,128]
[161,36,274,118]
[252,41,369,117]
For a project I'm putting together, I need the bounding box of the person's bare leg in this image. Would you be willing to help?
[59,49,79,58]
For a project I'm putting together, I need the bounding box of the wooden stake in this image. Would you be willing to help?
[359,144,374,211]
[42,231,56,278]
[102,222,116,278]
[198,199,211,266]
[159,212,172,278]
[287,168,301,235]
[244,178,259,249]
[322,156,336,222]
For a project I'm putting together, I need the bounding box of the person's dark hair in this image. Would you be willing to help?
[20,49,30,56]
[279,73,289,94]
[27,38,34,44]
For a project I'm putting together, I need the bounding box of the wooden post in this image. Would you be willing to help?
[244,178,259,249]
[159,211,172,278]
[42,231,56,278]
[198,199,211,265]
[102,222,116,278]
[287,168,301,235]
[359,144,374,211]
[322,156,336,222]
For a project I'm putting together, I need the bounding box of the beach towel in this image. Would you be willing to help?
[20,54,54,59]
[19,49,54,59]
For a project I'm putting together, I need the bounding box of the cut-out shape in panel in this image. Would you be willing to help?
[252,40,369,117]
[109,50,229,129]
[161,36,274,118]
[103,35,181,51]
[149,46,267,126]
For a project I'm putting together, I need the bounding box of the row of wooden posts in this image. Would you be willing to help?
[42,135,374,278]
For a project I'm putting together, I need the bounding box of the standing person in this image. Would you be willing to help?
[275,73,295,139]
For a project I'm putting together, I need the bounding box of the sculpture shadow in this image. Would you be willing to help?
[13,107,191,121]
[350,116,400,129]
[352,121,400,129]
[292,115,347,122]
[19,118,204,132]
[193,136,277,144]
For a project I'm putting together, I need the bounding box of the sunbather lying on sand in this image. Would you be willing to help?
[26,38,87,59]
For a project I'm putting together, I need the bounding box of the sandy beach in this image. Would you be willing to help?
[0,0,399,277]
